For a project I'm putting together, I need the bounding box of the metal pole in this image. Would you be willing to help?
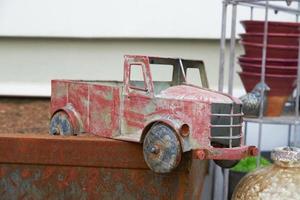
[228,3,238,95]
[296,1,300,118]
[244,121,248,145]
[218,1,228,92]
[257,0,269,168]
[222,168,229,200]
[213,0,228,199]
[210,161,217,200]
[296,0,299,22]
[257,123,263,167]
[250,6,254,20]
[295,123,300,147]
[215,2,228,199]
[288,124,292,147]
[259,1,269,118]
[294,1,300,148]
[222,3,237,199]
[238,1,300,16]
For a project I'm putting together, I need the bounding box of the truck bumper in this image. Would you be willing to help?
[193,145,258,160]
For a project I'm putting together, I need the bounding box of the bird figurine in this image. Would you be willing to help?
[239,82,270,118]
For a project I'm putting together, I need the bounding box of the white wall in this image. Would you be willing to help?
[0,38,246,96]
[0,0,296,39]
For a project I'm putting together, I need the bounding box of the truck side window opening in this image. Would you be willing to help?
[150,64,173,82]
[150,64,174,95]
[186,68,202,87]
[129,64,147,91]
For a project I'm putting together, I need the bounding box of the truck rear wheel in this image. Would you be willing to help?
[143,123,182,173]
[49,111,74,136]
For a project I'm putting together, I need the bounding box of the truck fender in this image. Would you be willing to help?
[142,116,192,152]
[51,103,84,134]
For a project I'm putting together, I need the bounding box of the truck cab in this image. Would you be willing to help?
[50,55,257,173]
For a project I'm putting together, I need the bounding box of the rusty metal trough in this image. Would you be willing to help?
[0,133,208,199]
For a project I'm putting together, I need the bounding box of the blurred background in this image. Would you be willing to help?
[0,1,298,199]
[0,0,296,148]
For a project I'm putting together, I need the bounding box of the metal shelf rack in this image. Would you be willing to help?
[217,0,300,199]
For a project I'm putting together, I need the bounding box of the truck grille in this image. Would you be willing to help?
[210,103,243,148]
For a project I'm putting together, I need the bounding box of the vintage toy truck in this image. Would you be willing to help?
[49,55,257,173]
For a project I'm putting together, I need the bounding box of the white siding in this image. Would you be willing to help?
[0,0,296,39]
[0,38,245,96]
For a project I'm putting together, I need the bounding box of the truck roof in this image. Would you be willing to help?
[125,55,205,67]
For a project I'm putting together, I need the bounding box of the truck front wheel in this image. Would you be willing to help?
[143,123,182,173]
[49,111,74,136]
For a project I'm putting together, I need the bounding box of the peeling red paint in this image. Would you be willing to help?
[50,55,256,164]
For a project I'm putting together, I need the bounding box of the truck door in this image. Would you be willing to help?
[121,56,154,139]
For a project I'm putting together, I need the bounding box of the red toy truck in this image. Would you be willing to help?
[49,55,257,173]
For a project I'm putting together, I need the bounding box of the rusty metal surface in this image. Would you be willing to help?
[0,161,208,200]
[193,146,258,161]
[0,133,147,169]
[0,133,208,199]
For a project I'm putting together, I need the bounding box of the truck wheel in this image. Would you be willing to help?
[49,111,74,136]
[214,160,239,168]
[143,123,182,173]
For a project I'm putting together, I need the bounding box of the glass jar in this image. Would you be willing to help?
[232,147,300,200]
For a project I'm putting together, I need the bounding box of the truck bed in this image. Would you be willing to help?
[55,80,124,88]
[51,80,122,137]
